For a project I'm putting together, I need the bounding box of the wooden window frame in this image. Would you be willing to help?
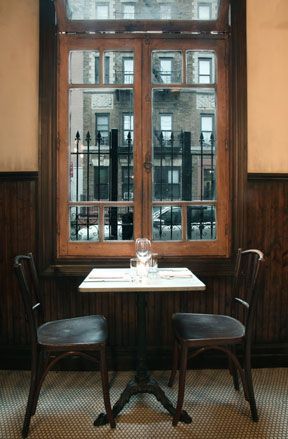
[38,0,247,275]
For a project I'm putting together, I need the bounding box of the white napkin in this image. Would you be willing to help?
[87,270,129,281]
[159,269,193,279]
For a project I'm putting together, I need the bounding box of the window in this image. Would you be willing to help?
[123,113,134,144]
[96,114,109,146]
[159,59,172,84]
[160,4,172,20]
[201,114,214,144]
[94,166,109,200]
[123,4,135,19]
[154,167,181,200]
[198,3,212,19]
[198,57,212,83]
[95,3,109,19]
[160,114,172,144]
[123,58,134,84]
[41,0,247,264]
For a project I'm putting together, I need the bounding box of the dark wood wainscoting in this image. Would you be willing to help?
[1,172,287,369]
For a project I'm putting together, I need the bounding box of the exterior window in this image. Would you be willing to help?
[123,113,134,144]
[201,114,214,144]
[95,4,109,19]
[96,114,109,145]
[94,166,109,200]
[160,59,172,84]
[160,114,172,144]
[123,4,135,19]
[160,4,171,20]
[154,167,181,200]
[198,58,212,83]
[198,3,211,20]
[122,167,134,201]
[123,58,134,84]
[53,0,234,259]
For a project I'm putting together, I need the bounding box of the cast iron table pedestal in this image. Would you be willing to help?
[94,292,192,426]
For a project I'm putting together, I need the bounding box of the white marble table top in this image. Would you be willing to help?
[79,267,206,293]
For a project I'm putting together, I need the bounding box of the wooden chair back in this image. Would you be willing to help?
[14,253,44,346]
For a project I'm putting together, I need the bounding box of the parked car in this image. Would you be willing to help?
[152,206,215,241]
[73,206,215,241]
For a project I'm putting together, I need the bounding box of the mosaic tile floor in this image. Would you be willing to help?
[1,368,287,438]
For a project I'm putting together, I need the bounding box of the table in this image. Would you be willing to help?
[79,267,205,425]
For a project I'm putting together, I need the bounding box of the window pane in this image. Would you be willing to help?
[198,4,211,20]
[123,4,135,19]
[152,206,182,241]
[104,207,134,240]
[70,206,134,241]
[66,0,220,20]
[188,205,216,239]
[69,89,134,202]
[104,51,134,84]
[186,51,216,84]
[152,88,216,203]
[152,51,182,84]
[69,51,100,84]
[152,204,216,241]
[70,206,99,241]
[96,4,109,19]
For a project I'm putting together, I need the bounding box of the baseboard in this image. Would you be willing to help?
[1,344,287,371]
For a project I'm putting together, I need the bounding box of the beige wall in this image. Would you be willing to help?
[0,0,39,172]
[0,0,287,172]
[247,0,288,173]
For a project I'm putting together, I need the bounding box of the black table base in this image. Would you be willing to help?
[94,372,192,426]
[94,291,192,426]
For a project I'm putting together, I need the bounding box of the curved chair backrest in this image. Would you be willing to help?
[14,253,44,346]
[232,248,265,338]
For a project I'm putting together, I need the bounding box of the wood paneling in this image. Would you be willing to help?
[1,173,287,369]
[246,175,288,345]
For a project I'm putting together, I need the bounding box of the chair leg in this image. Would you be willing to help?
[99,347,116,428]
[244,354,258,421]
[22,350,40,438]
[172,344,188,427]
[168,339,179,387]
[228,346,239,391]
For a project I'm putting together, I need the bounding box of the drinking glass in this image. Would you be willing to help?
[135,238,151,280]
[130,257,138,282]
[149,253,158,278]
[135,238,151,265]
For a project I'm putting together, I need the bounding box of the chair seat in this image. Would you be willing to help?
[172,313,245,345]
[38,315,107,348]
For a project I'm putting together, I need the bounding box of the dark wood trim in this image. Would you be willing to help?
[248,173,288,181]
[230,0,247,253]
[0,172,38,181]
[38,0,57,272]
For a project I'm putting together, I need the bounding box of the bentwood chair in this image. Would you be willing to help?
[168,249,265,426]
[14,253,116,438]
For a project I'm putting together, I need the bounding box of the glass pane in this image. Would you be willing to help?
[152,51,182,84]
[70,206,134,241]
[69,89,134,202]
[70,206,99,241]
[66,0,220,21]
[152,88,216,202]
[104,207,134,240]
[69,51,100,84]
[152,205,216,241]
[186,51,216,84]
[104,51,134,84]
[198,4,212,20]
[188,205,216,239]
[152,206,182,241]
